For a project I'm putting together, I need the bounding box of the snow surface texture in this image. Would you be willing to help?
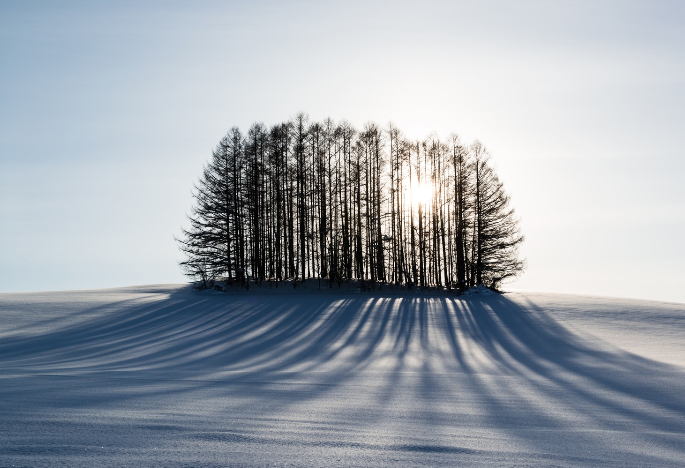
[1,285,684,467]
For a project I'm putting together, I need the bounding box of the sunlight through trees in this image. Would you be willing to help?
[176,115,524,292]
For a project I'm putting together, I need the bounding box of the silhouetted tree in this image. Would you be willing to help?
[177,128,243,286]
[471,141,525,289]
[178,116,525,291]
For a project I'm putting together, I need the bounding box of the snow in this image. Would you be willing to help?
[1,285,684,466]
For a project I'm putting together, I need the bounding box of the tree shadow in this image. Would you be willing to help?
[440,296,685,460]
[1,288,684,464]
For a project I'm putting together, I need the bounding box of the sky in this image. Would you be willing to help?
[1,0,684,303]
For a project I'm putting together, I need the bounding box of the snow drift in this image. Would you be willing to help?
[1,285,684,467]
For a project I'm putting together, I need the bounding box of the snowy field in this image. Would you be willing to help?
[1,285,685,467]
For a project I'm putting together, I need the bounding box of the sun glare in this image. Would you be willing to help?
[409,180,434,207]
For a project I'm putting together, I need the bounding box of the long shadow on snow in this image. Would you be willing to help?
[1,288,685,462]
[439,296,685,461]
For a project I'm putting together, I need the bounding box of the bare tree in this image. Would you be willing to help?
[178,117,525,292]
[471,142,525,288]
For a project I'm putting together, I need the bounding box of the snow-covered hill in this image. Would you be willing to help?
[1,285,684,467]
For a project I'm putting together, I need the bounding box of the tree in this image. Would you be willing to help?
[177,128,243,287]
[178,116,525,291]
[449,134,471,291]
[471,141,525,288]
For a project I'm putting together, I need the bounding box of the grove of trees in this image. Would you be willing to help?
[177,114,524,292]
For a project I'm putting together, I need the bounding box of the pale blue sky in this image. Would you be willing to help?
[1,1,684,302]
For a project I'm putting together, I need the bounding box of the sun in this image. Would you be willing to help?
[409,180,434,208]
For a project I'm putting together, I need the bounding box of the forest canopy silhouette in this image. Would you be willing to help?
[177,114,524,292]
